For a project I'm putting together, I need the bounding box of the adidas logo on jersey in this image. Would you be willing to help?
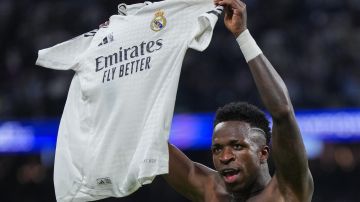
[98,33,114,47]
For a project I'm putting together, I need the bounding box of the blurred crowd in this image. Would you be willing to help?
[0,0,360,119]
[0,0,359,201]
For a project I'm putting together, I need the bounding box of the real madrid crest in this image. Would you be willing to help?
[150,10,167,32]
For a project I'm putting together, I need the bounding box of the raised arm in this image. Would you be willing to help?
[216,0,314,200]
[163,143,216,201]
[248,51,314,201]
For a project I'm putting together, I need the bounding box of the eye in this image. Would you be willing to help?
[233,144,243,150]
[211,146,222,154]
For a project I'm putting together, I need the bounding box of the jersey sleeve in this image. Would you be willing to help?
[187,3,223,51]
[36,29,98,71]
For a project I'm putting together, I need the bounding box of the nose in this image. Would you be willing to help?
[219,147,235,164]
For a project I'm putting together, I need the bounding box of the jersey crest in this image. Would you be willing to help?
[150,10,167,32]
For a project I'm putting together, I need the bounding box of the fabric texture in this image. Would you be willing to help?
[36,0,222,201]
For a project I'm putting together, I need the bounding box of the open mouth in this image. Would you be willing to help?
[220,168,240,183]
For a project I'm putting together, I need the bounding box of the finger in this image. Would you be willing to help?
[224,5,233,21]
[232,7,243,17]
[220,0,246,17]
[217,0,245,9]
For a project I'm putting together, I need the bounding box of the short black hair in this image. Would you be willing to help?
[214,102,271,145]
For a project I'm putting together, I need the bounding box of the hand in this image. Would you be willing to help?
[214,0,247,37]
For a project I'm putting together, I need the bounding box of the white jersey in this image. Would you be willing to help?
[36,0,222,201]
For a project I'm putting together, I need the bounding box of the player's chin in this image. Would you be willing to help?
[224,178,247,193]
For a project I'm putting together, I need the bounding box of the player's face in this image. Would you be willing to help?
[211,121,263,192]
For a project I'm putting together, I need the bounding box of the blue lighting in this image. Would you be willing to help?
[1,109,360,157]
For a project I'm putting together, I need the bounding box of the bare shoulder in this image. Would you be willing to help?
[254,173,313,202]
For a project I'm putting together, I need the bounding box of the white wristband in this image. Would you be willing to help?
[236,29,262,62]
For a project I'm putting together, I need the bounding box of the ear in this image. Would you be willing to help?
[259,145,270,164]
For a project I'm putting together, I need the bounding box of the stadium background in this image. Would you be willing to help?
[0,0,359,201]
